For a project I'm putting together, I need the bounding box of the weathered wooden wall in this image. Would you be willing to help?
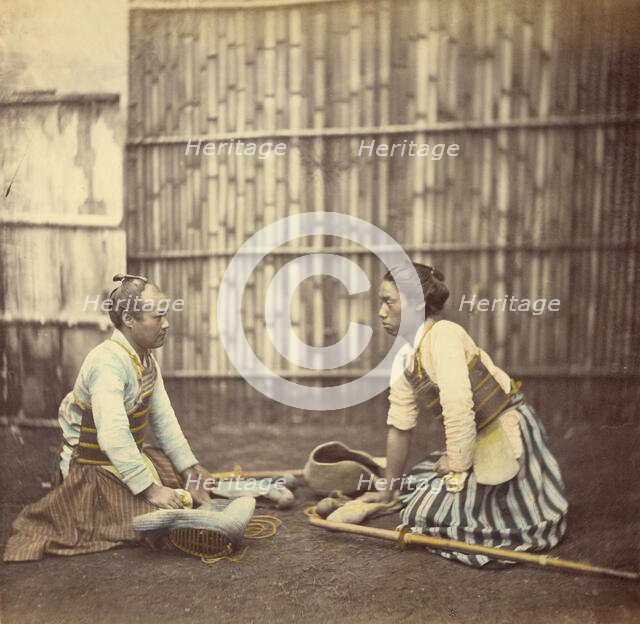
[1,94,126,421]
[127,0,639,398]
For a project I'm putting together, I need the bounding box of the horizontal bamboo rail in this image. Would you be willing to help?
[0,93,120,107]
[158,368,638,380]
[126,113,640,146]
[1,216,123,229]
[0,314,112,329]
[127,240,639,261]
[130,0,347,10]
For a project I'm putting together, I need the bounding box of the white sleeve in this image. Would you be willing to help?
[387,370,419,430]
[148,361,199,473]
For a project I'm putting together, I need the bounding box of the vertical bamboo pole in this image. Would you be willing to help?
[476,0,493,353]
[310,8,327,366]
[446,0,465,330]
[492,1,513,366]
[186,13,197,140]
[217,13,228,135]
[603,9,627,369]
[206,108,220,372]
[245,12,256,133]
[572,3,592,369]
[412,0,428,250]
[443,2,459,305]
[540,0,556,369]
[196,18,207,137]
[345,1,361,364]
[362,4,375,130]
[524,0,548,367]
[376,0,391,232]
[287,8,304,369]
[206,12,219,136]
[264,10,277,130]
[628,125,640,367]
[562,1,578,370]
[228,12,239,134]
[425,1,440,247]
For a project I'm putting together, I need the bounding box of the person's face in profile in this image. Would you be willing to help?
[378,278,426,340]
[377,280,402,336]
[125,286,170,350]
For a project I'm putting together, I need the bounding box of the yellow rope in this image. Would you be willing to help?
[304,505,320,519]
[244,514,282,540]
[199,514,282,565]
[200,545,248,565]
[397,525,411,551]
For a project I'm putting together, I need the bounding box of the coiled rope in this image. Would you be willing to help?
[198,514,282,565]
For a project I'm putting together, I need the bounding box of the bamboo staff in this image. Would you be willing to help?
[308,514,640,581]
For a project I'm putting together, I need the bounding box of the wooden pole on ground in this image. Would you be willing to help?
[308,514,639,581]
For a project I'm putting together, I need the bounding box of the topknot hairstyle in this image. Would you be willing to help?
[383,262,449,316]
[106,273,153,329]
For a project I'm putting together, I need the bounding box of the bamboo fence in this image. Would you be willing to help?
[123,0,639,396]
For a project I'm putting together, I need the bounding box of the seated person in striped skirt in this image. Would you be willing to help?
[4,274,212,562]
[358,262,568,567]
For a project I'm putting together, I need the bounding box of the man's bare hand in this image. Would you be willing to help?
[181,464,213,507]
[142,483,184,509]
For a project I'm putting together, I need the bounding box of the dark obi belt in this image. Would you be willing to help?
[405,352,522,431]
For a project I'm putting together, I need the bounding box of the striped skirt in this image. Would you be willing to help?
[400,403,568,567]
[3,447,181,562]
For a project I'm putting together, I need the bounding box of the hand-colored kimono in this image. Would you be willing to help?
[4,330,199,562]
[388,319,568,567]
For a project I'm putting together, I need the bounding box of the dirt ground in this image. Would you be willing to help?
[1,410,639,624]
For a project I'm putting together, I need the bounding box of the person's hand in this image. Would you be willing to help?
[181,464,213,507]
[185,481,213,507]
[142,483,184,509]
[356,489,394,504]
[434,454,451,476]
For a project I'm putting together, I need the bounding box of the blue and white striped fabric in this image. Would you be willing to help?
[399,403,568,567]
